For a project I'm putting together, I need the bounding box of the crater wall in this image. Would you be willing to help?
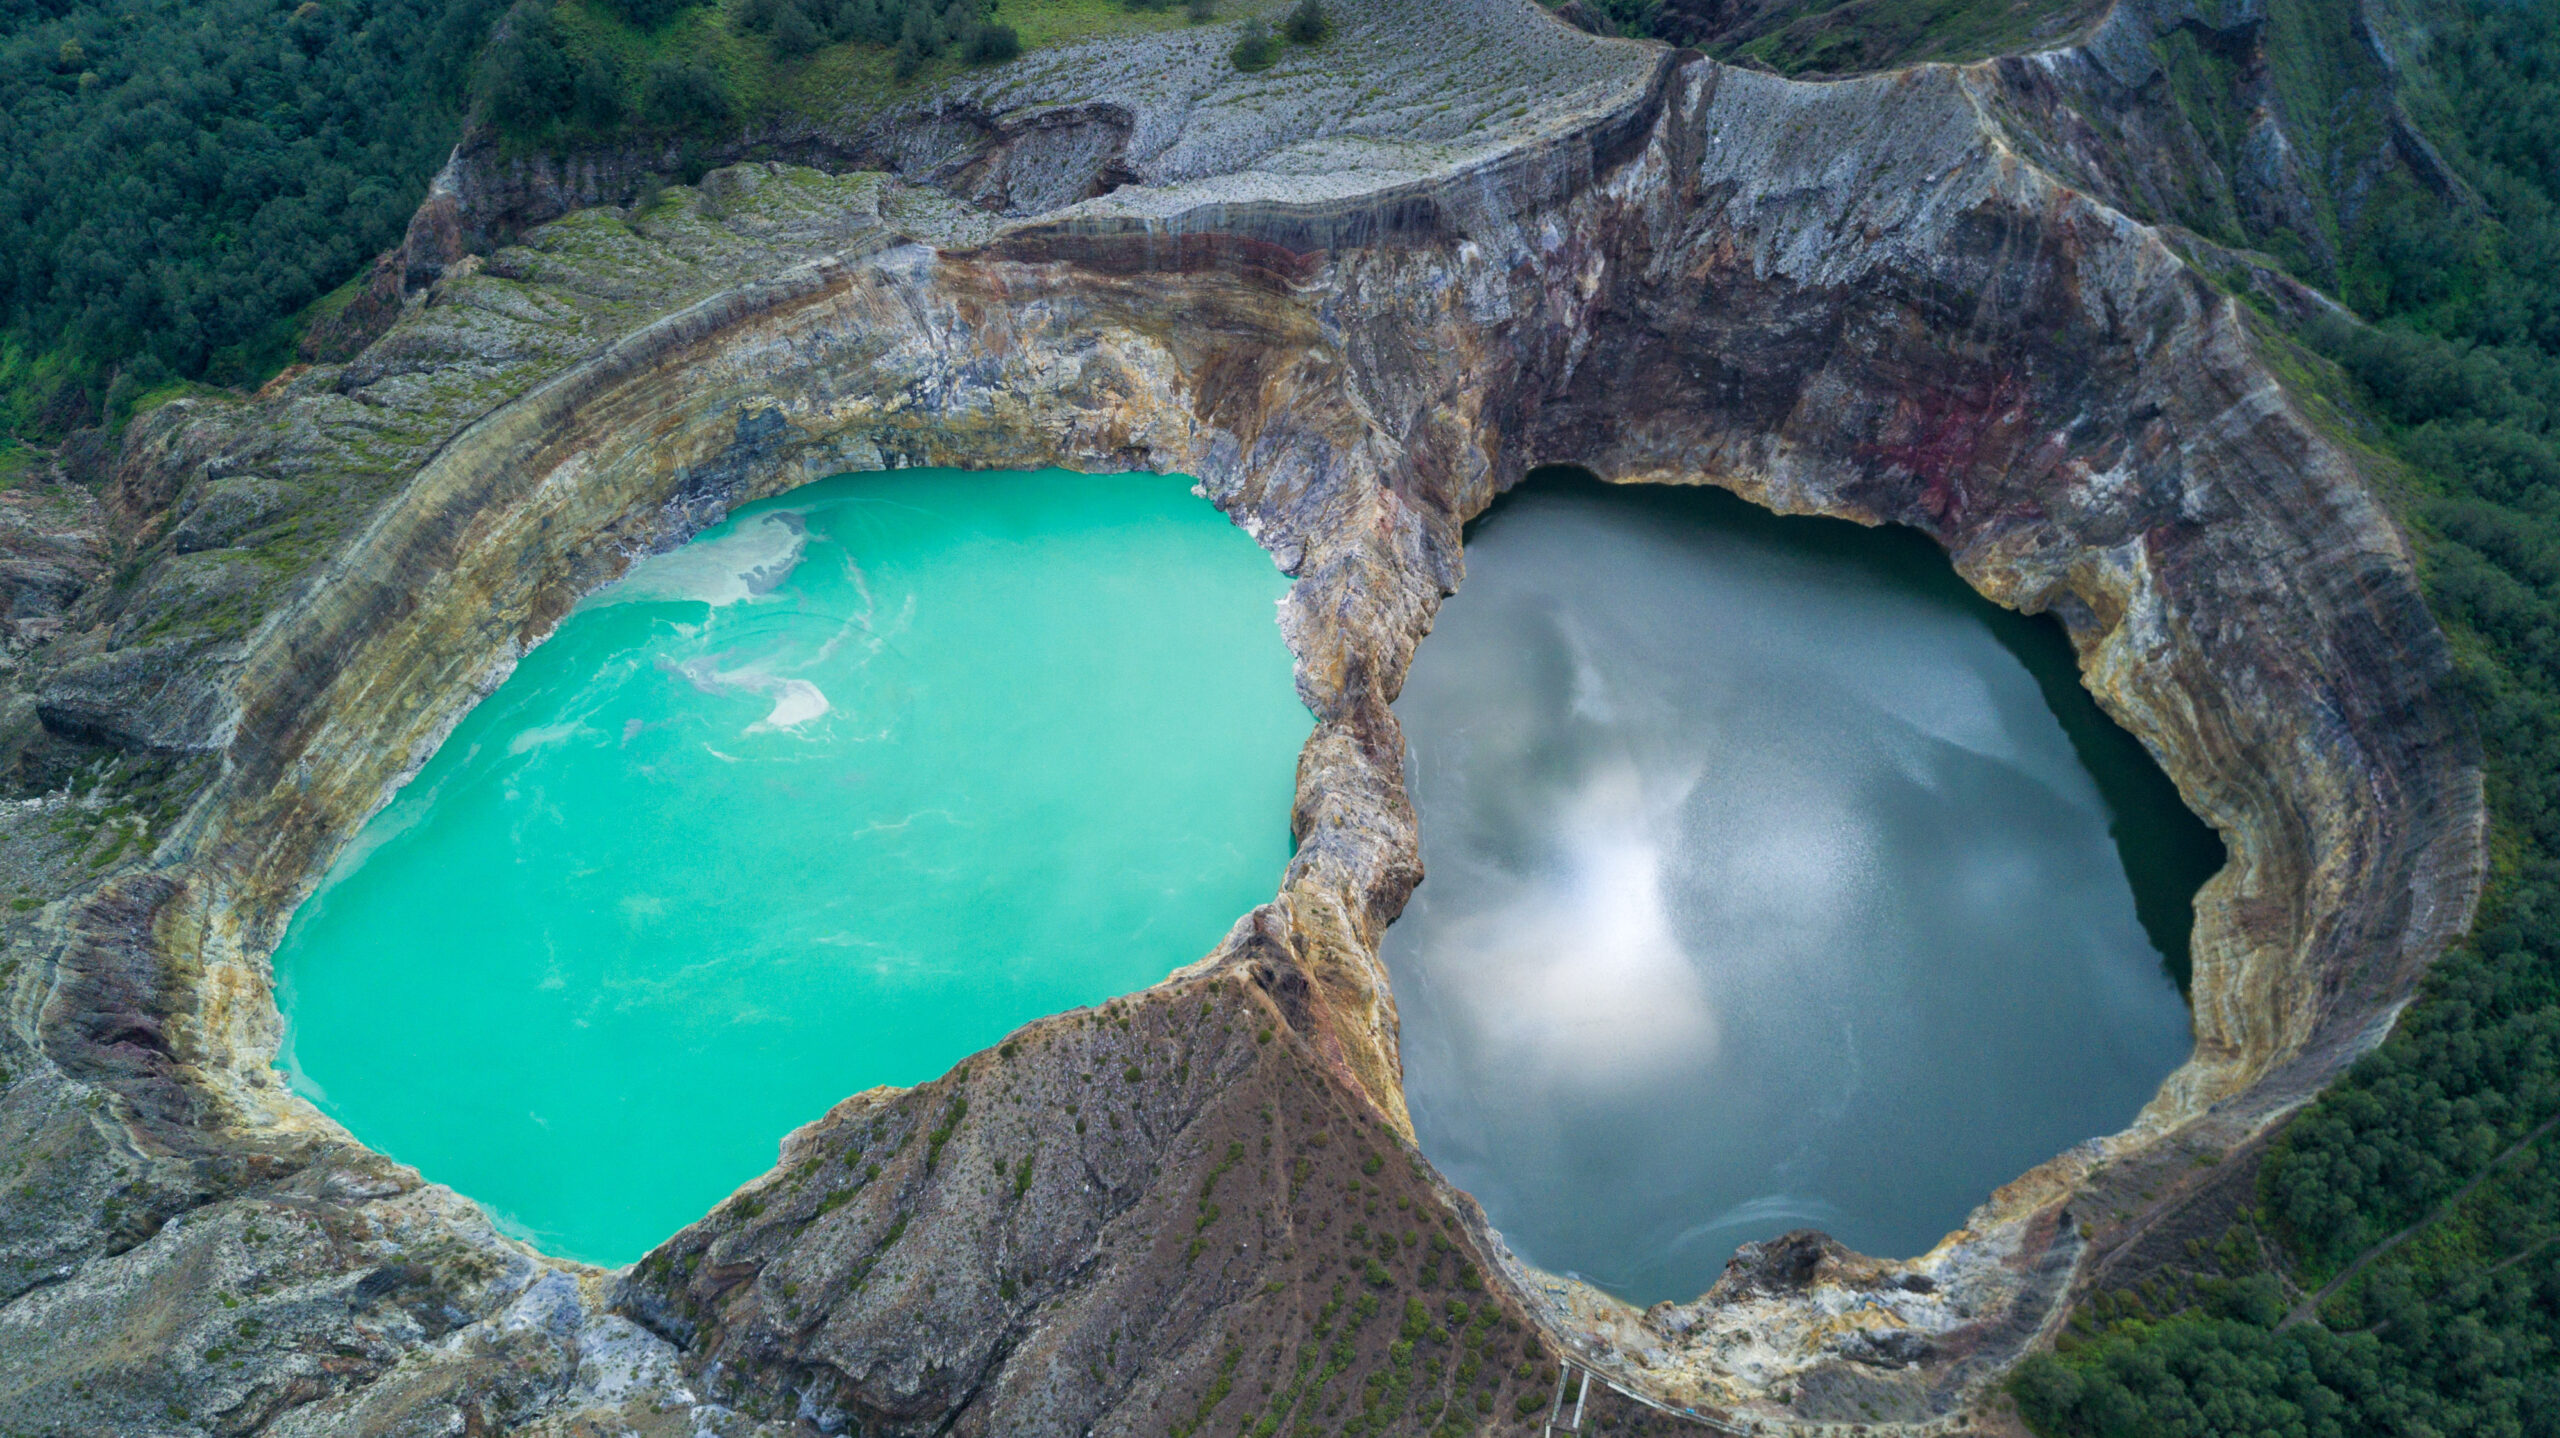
[0,3,2483,1431]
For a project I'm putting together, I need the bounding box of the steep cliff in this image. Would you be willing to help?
[0,0,2485,1432]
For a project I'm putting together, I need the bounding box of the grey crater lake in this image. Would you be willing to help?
[1383,472,2217,1305]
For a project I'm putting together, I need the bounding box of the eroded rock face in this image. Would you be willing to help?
[616,975,1571,1436]
[0,0,2484,1431]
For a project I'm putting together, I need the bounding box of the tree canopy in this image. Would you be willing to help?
[0,0,508,431]
[2015,6,2560,1430]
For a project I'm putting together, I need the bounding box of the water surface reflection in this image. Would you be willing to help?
[1383,474,2212,1304]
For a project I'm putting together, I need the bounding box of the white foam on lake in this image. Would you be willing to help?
[753,679,833,731]
[593,512,808,609]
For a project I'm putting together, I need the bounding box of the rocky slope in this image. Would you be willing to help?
[0,0,2485,1432]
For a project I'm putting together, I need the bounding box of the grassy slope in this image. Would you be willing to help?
[1719,0,2106,74]
[539,0,1206,141]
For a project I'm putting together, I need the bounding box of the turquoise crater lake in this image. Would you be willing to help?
[274,468,1308,1265]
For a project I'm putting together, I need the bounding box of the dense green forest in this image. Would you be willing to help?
[0,0,508,432]
[0,0,1071,441]
[2011,3,2560,1433]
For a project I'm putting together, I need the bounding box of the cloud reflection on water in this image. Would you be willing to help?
[1384,481,2194,1304]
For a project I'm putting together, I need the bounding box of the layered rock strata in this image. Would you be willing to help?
[0,0,2484,1431]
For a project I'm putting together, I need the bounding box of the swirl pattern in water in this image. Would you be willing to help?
[1383,475,2211,1304]
[273,468,1307,1264]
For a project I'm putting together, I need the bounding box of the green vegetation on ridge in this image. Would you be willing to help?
[2011,4,2560,1433]
[1554,0,2104,74]
[0,0,1186,442]
[0,0,2089,442]
[462,0,1202,150]
[472,0,1024,148]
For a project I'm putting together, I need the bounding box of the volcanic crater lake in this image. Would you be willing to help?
[1384,472,2220,1305]
[274,468,1309,1265]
